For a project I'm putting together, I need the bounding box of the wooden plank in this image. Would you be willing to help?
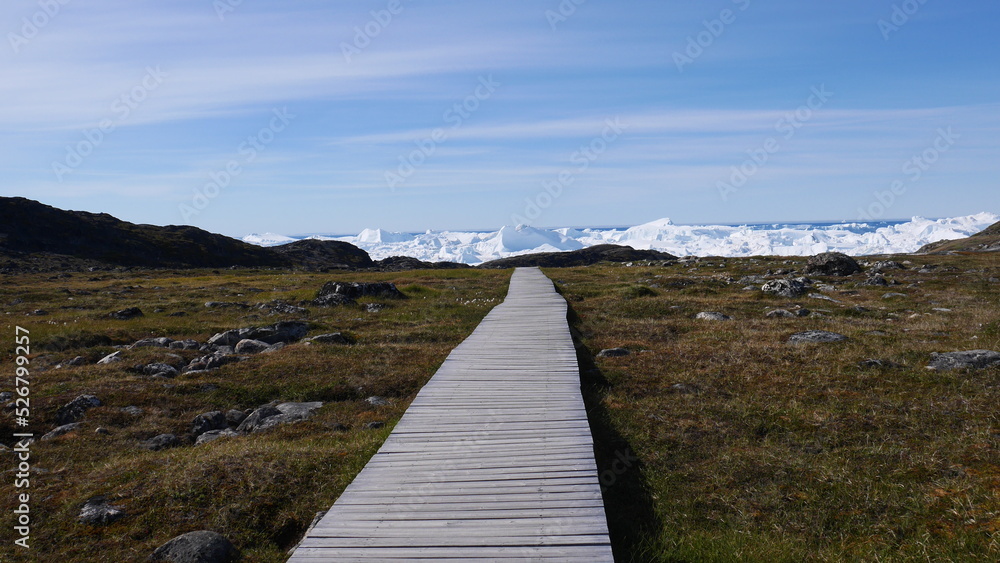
[287,268,613,562]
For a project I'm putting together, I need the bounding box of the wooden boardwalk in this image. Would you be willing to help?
[288,267,614,562]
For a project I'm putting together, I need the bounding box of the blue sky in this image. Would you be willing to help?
[1,0,997,237]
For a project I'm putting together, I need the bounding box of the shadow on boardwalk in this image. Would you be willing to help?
[567,303,665,563]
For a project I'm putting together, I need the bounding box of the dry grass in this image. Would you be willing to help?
[550,254,1000,562]
[0,268,509,562]
[1,256,998,562]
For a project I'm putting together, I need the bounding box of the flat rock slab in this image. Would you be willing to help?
[927,350,1000,371]
[789,330,849,344]
[288,267,613,562]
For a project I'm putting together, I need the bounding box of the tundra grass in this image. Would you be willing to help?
[0,268,509,562]
[549,254,1000,562]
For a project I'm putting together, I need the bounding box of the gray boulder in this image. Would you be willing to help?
[788,330,849,344]
[208,321,309,347]
[766,309,797,318]
[144,363,179,378]
[192,411,228,437]
[234,406,283,434]
[234,339,271,354]
[110,307,144,320]
[141,434,181,452]
[861,274,889,287]
[317,281,406,300]
[149,530,239,563]
[366,396,391,407]
[78,497,126,526]
[184,353,241,373]
[56,395,102,425]
[927,350,1000,371]
[97,351,124,365]
[169,339,201,351]
[236,403,323,434]
[696,312,732,321]
[225,410,248,427]
[41,423,82,441]
[804,252,861,276]
[132,337,174,349]
[761,279,806,298]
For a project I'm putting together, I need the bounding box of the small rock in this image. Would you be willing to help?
[795,309,811,317]
[192,411,228,437]
[143,363,179,378]
[56,395,102,425]
[307,333,355,345]
[861,274,889,287]
[932,308,952,313]
[869,260,906,273]
[66,356,87,366]
[597,348,631,358]
[883,292,907,299]
[109,307,144,320]
[208,321,309,347]
[96,427,111,435]
[97,351,124,365]
[149,530,239,563]
[927,350,1000,371]
[761,279,806,298]
[29,309,49,316]
[168,311,188,317]
[766,309,797,318]
[132,337,174,349]
[808,293,842,303]
[195,429,238,446]
[366,396,391,407]
[141,434,181,451]
[788,330,849,344]
[169,339,201,350]
[364,421,386,430]
[695,312,732,321]
[121,406,144,417]
[365,303,386,313]
[41,423,82,441]
[0,391,13,402]
[78,497,126,526]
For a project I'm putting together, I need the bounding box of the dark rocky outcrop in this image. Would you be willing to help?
[788,330,849,344]
[149,530,240,563]
[317,281,407,300]
[78,497,127,526]
[271,239,374,270]
[804,252,862,276]
[376,256,470,271]
[477,244,676,269]
[0,197,286,269]
[56,395,102,425]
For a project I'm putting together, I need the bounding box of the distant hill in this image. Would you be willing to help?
[0,197,292,269]
[478,244,676,269]
[918,220,1000,253]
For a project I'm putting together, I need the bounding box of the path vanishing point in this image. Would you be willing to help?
[288,267,614,562]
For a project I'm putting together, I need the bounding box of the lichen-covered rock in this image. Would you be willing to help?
[149,530,239,563]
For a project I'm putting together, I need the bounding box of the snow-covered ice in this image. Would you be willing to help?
[243,212,998,265]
